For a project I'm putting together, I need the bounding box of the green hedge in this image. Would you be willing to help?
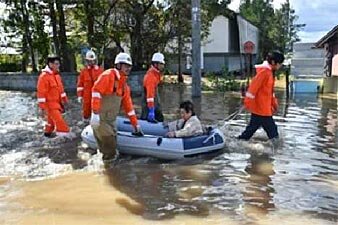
[0,54,21,72]
[0,62,21,72]
[204,67,241,92]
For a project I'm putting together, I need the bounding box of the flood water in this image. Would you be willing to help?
[0,85,337,225]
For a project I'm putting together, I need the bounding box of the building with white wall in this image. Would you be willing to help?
[166,13,259,75]
[315,25,338,94]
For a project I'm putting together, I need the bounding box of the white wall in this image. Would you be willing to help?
[203,16,229,53]
[332,54,338,76]
[291,42,324,78]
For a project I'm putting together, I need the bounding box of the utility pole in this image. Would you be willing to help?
[191,0,201,97]
[177,0,184,83]
[285,63,290,99]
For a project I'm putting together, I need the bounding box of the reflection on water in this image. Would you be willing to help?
[242,154,275,220]
[0,86,337,224]
[3,173,335,225]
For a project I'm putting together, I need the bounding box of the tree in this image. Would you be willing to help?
[30,2,50,68]
[55,0,76,72]
[273,0,305,53]
[202,0,232,21]
[47,0,60,58]
[1,0,38,72]
[1,0,55,71]
[161,0,192,82]
[83,0,95,47]
[0,0,236,74]
[73,0,125,67]
[118,0,156,70]
[240,0,305,57]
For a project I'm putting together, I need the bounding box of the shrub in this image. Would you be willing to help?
[0,54,21,72]
[204,67,241,92]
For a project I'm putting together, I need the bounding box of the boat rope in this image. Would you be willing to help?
[219,105,244,130]
[203,132,217,145]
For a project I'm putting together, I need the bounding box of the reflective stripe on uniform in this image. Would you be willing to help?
[113,69,121,80]
[127,110,136,116]
[77,87,84,91]
[92,92,101,98]
[147,98,154,102]
[246,92,255,99]
[38,98,46,103]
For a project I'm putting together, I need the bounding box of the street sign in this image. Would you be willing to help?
[244,41,255,54]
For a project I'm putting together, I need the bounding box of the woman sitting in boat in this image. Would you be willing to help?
[166,100,203,138]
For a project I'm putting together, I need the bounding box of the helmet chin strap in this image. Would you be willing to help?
[87,61,94,66]
[152,62,163,71]
[115,64,130,76]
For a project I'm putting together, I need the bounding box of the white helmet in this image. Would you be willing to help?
[85,50,96,60]
[114,52,132,65]
[151,52,165,64]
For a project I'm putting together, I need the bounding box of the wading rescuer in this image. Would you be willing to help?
[141,52,165,122]
[37,56,73,138]
[77,50,103,121]
[238,51,284,144]
[90,53,144,162]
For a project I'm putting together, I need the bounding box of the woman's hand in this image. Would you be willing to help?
[166,131,176,138]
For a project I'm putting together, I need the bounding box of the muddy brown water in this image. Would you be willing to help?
[0,85,337,224]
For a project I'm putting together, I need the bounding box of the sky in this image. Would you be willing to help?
[228,0,338,43]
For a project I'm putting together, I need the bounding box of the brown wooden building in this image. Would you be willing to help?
[315,25,338,93]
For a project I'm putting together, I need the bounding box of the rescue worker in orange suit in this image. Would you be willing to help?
[238,51,284,143]
[140,52,165,122]
[37,56,72,138]
[90,52,144,161]
[77,50,103,121]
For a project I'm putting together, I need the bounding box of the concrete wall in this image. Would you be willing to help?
[323,76,338,93]
[166,56,191,75]
[128,71,145,96]
[0,71,145,96]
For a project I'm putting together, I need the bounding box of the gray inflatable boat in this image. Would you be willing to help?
[81,116,226,159]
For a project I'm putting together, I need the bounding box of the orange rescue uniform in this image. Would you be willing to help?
[91,68,138,127]
[77,65,103,119]
[37,66,70,135]
[143,66,161,108]
[244,61,278,116]
[140,66,164,121]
